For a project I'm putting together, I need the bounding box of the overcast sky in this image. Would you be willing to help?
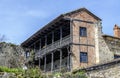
[0,0,120,44]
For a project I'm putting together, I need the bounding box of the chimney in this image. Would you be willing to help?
[114,24,120,38]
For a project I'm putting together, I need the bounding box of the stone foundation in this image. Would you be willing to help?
[73,58,120,78]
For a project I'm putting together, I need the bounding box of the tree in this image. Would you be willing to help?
[0,34,7,42]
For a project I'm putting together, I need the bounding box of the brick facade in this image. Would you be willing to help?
[114,24,120,38]
[66,11,99,69]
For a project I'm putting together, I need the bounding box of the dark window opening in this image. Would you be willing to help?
[79,27,87,37]
[25,51,30,58]
[114,55,120,59]
[62,48,68,59]
[80,52,88,63]
[62,25,70,38]
[47,33,52,45]
[54,29,60,42]
[54,51,60,61]
[35,41,40,50]
[41,37,45,48]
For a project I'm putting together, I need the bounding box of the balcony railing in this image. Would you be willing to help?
[35,35,71,58]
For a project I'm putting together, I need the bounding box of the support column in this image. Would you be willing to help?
[52,31,54,50]
[44,55,46,72]
[39,58,41,69]
[67,47,70,71]
[39,39,41,50]
[52,31,54,44]
[51,52,54,72]
[45,36,47,47]
[69,46,72,71]
[60,26,62,45]
[34,43,36,52]
[70,18,73,43]
[60,49,62,71]
[33,43,36,68]
[69,19,73,71]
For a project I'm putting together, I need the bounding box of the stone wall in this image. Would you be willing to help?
[98,36,113,63]
[0,42,25,67]
[92,19,115,64]
[97,34,120,64]
[73,58,120,78]
[85,58,120,78]
[103,35,120,56]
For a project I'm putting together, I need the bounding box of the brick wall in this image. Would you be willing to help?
[66,11,99,70]
[64,10,120,71]
[85,59,120,78]
[114,24,120,38]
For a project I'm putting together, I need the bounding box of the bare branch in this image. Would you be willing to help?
[0,34,7,42]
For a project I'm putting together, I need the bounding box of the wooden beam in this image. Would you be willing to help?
[44,55,46,72]
[52,31,54,44]
[60,49,62,71]
[45,36,47,47]
[67,46,70,71]
[39,58,41,69]
[39,39,41,50]
[64,17,95,24]
[70,19,73,43]
[51,52,54,72]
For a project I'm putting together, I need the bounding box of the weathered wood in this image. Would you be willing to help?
[51,52,54,72]
[67,46,70,70]
[39,39,41,50]
[60,26,62,46]
[60,49,62,71]
[44,55,46,72]
[39,58,41,69]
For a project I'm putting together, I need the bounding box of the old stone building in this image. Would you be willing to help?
[21,8,120,72]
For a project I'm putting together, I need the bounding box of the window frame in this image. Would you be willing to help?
[80,52,88,63]
[25,51,30,58]
[79,27,87,37]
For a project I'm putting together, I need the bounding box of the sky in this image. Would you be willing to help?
[0,0,120,45]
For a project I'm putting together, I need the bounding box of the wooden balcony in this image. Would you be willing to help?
[35,35,71,58]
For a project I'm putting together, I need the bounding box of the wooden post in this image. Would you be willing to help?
[69,18,73,71]
[69,46,72,71]
[51,52,54,72]
[34,43,36,53]
[60,27,62,39]
[60,49,62,71]
[39,57,41,69]
[52,31,54,50]
[52,31,54,44]
[70,18,73,43]
[67,46,70,71]
[44,55,46,72]
[39,39,41,50]
[45,36,47,47]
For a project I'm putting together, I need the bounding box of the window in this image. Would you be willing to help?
[114,55,120,59]
[25,51,30,58]
[80,52,88,63]
[79,27,87,36]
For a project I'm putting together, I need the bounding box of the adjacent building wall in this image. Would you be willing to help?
[103,36,120,58]
[114,24,120,38]
[94,22,113,63]
[86,59,120,78]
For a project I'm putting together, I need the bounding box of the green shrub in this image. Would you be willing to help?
[0,66,87,78]
[0,66,23,73]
